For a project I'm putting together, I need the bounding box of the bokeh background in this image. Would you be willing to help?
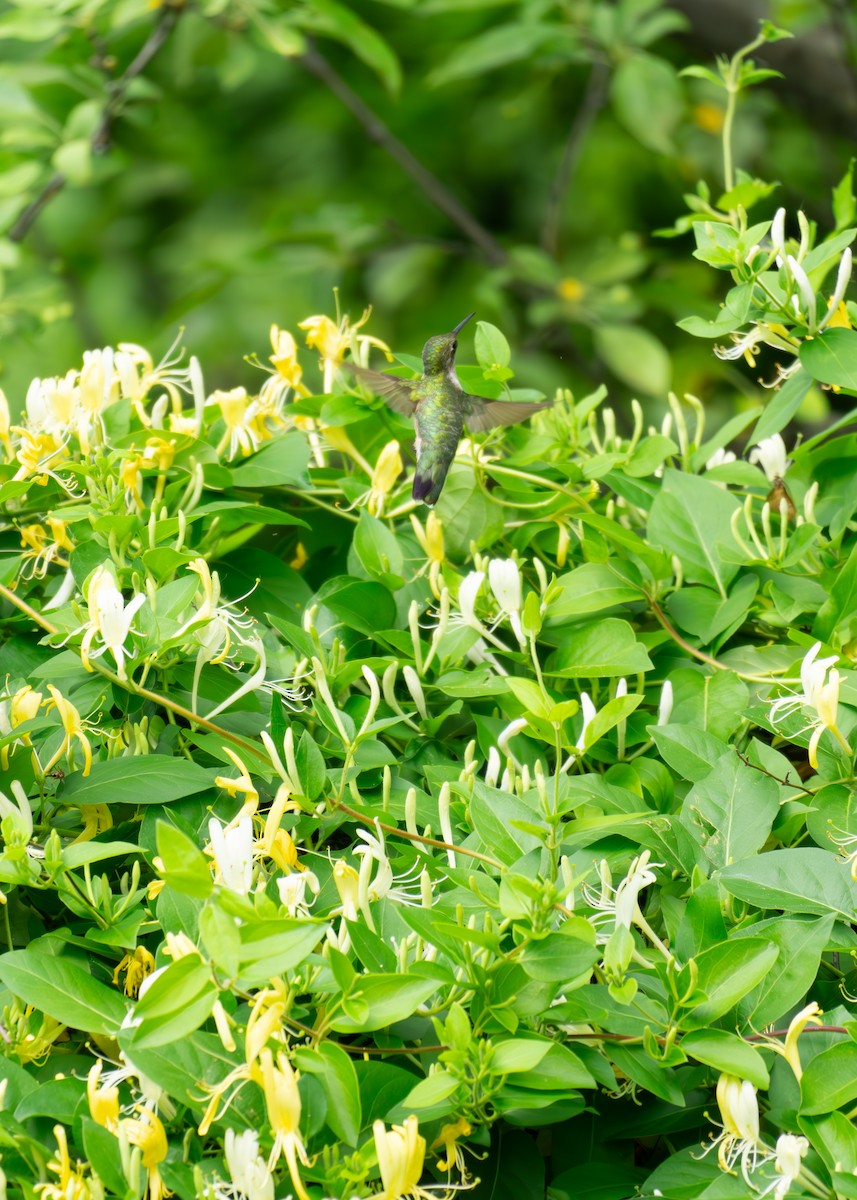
[1,0,855,421]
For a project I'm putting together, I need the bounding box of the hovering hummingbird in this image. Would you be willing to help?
[347,313,551,506]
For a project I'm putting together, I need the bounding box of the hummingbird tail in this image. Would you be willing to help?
[412,459,450,507]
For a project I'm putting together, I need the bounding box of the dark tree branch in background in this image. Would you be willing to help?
[543,60,609,259]
[301,42,508,267]
[9,6,180,244]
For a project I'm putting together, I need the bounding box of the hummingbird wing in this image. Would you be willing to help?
[463,396,552,433]
[346,363,418,418]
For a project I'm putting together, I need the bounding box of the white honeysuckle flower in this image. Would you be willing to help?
[222,1128,275,1200]
[485,745,501,787]
[457,571,486,632]
[749,434,792,482]
[762,1133,808,1200]
[0,780,34,838]
[705,447,737,470]
[769,642,850,769]
[80,565,147,681]
[583,850,663,936]
[657,680,674,726]
[786,255,817,327]
[277,870,320,915]
[488,558,526,647]
[770,207,786,258]
[818,246,853,331]
[207,815,254,893]
[576,691,597,751]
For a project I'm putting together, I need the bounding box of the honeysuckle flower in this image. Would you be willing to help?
[431,1117,472,1174]
[368,439,403,516]
[0,685,43,769]
[458,571,486,634]
[258,1048,310,1198]
[749,434,791,482]
[705,447,737,470]
[214,747,260,817]
[411,511,445,597]
[122,1105,168,1200]
[223,1128,275,1200]
[488,558,526,648]
[87,1059,120,1131]
[277,869,320,915]
[256,325,311,413]
[25,370,80,441]
[657,680,674,726]
[113,338,198,427]
[374,1114,427,1200]
[212,387,260,458]
[36,1125,100,1200]
[769,642,850,768]
[112,945,156,998]
[333,859,360,920]
[42,685,93,777]
[80,565,147,681]
[207,815,254,893]
[583,850,662,935]
[767,1001,823,1081]
[701,1074,761,1182]
[18,517,74,579]
[760,1133,809,1200]
[818,247,853,332]
[12,428,69,484]
[0,387,10,457]
[355,821,424,911]
[786,255,817,328]
[576,691,597,752]
[0,780,34,839]
[300,307,391,392]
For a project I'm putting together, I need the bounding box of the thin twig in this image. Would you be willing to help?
[648,595,728,672]
[543,60,609,257]
[9,6,180,244]
[301,43,507,267]
[736,750,813,794]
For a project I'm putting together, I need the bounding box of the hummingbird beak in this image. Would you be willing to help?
[451,312,475,335]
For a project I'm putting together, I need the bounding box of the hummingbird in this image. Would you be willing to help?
[347,313,551,506]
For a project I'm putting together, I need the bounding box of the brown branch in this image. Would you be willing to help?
[735,749,813,795]
[9,6,180,244]
[301,42,507,267]
[543,60,609,258]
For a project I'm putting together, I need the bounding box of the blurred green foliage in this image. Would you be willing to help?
[0,0,855,413]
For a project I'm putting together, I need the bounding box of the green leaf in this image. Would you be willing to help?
[156,821,213,899]
[800,329,857,393]
[61,757,214,806]
[752,368,814,444]
[236,918,328,986]
[491,1038,551,1073]
[469,781,544,865]
[720,848,857,920]
[474,321,511,370]
[647,469,741,592]
[353,510,405,588]
[680,750,780,869]
[329,973,441,1033]
[228,432,311,487]
[650,724,729,783]
[293,1042,362,1146]
[520,928,598,983]
[128,956,217,1049]
[736,915,835,1028]
[428,22,563,86]
[610,53,683,155]
[545,618,653,678]
[682,938,779,1029]
[295,0,401,93]
[547,562,642,619]
[0,946,126,1035]
[594,323,671,395]
[680,1030,769,1088]
[801,1042,857,1115]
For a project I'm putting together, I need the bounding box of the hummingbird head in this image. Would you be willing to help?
[422,312,475,374]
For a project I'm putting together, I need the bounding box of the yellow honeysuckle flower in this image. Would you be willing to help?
[87,1059,120,1131]
[35,1125,98,1200]
[259,1048,311,1196]
[214,746,260,816]
[43,686,93,777]
[269,325,310,396]
[699,1074,761,1184]
[12,428,67,484]
[368,440,404,516]
[122,1106,169,1200]
[71,803,113,845]
[0,684,44,767]
[0,387,11,457]
[374,1114,426,1200]
[410,511,445,598]
[780,1001,823,1080]
[112,945,156,998]
[299,307,391,392]
[431,1116,472,1172]
[333,859,360,921]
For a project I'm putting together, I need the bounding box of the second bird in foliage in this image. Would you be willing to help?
[347,313,550,506]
